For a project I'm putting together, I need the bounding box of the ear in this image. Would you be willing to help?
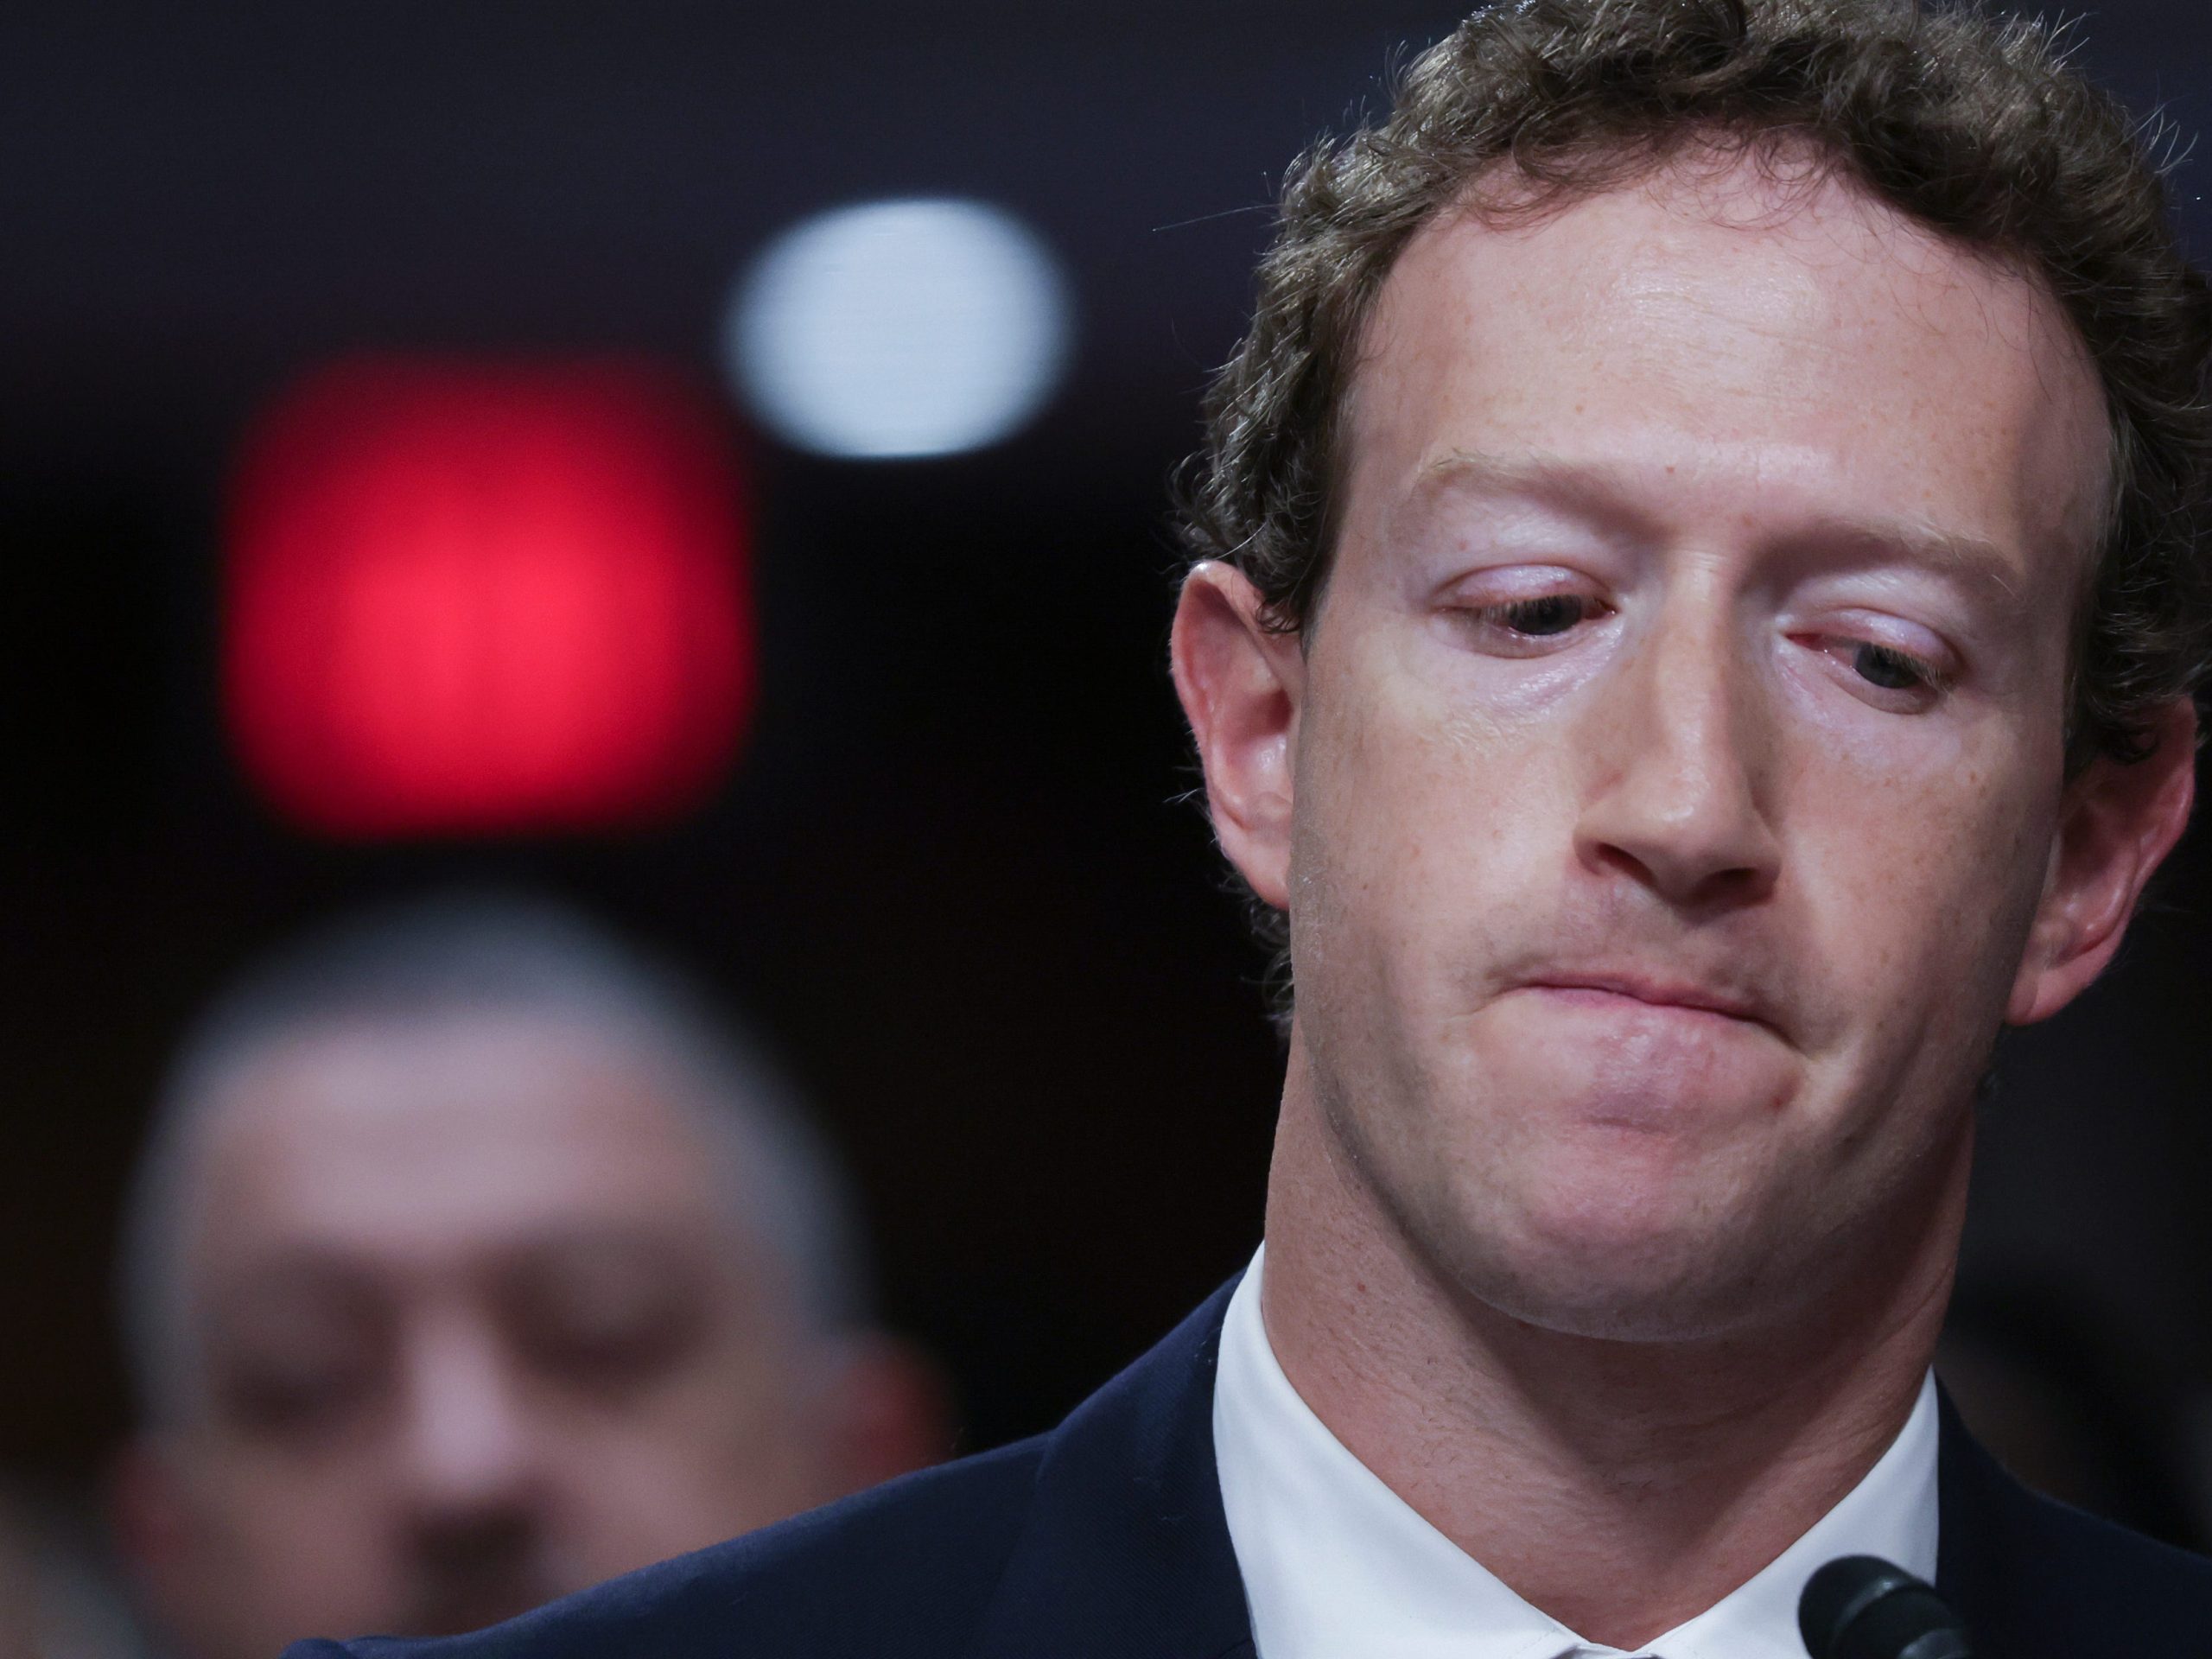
[1168,563,1307,911]
[111,1438,202,1635]
[2007,699,2197,1026]
[823,1333,952,1492]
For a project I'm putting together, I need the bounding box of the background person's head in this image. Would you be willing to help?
[111,894,944,1659]
[1172,0,2209,1348]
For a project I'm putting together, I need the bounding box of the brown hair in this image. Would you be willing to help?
[1177,0,2212,1022]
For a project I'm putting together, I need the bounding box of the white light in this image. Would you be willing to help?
[728,198,1074,461]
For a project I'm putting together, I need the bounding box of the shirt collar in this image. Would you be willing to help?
[1212,1244,1939,1659]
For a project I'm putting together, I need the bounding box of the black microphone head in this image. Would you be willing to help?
[1799,1555,1972,1659]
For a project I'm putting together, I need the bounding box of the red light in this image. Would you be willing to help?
[225,358,754,837]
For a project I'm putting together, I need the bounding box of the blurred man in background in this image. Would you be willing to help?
[110,895,944,1659]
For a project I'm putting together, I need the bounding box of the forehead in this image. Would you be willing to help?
[185,1012,735,1275]
[1342,153,2108,580]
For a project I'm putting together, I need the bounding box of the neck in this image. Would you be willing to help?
[1257,1052,1969,1650]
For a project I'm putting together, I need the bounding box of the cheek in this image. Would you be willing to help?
[1292,640,1567,950]
[1788,738,2052,1034]
[555,1395,826,1566]
[191,1463,390,1633]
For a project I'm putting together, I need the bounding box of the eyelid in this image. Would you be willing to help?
[1439,563,1606,606]
[1799,608,1958,669]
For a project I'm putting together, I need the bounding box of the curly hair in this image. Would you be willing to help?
[1176,0,2212,1028]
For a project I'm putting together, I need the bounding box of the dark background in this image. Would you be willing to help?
[4,1,2210,1531]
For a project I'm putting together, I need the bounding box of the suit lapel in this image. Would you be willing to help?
[975,1279,1256,1659]
[1935,1384,2084,1659]
[969,1318,2192,1659]
[1936,1387,2017,1644]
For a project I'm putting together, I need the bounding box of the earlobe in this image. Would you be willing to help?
[2006,699,2197,1026]
[828,1334,952,1491]
[1168,563,1306,911]
[110,1439,197,1632]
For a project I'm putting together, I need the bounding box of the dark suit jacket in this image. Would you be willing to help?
[289,1279,2212,1659]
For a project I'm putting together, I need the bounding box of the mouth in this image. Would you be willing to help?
[1516,971,1774,1033]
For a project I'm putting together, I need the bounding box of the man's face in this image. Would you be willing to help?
[130,1014,850,1659]
[1207,157,2149,1341]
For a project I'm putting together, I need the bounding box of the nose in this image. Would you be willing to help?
[393,1313,548,1542]
[1573,585,1781,910]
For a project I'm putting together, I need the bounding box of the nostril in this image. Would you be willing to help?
[1583,823,1778,910]
[1589,840,1659,888]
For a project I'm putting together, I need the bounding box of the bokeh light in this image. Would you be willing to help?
[224,357,755,839]
[727,197,1074,460]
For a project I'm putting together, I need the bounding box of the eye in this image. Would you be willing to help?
[1477,594,1600,638]
[1851,642,1939,693]
[222,1364,367,1436]
[206,1278,387,1443]
[507,1243,707,1398]
[519,1298,696,1390]
[213,1338,383,1440]
[1793,626,1956,709]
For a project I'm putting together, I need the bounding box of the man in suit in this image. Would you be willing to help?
[115,896,944,1659]
[293,3,2212,1654]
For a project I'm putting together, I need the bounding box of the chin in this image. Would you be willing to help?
[1433,1160,1819,1344]
[1475,1251,1775,1343]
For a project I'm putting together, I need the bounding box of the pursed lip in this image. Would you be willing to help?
[1516,969,1777,1033]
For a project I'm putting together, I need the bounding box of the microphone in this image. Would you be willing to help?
[1798,1555,1972,1659]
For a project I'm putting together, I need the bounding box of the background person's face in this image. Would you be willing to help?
[124,1015,862,1659]
[1265,158,2126,1341]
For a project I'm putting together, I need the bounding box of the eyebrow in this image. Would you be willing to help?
[1414,449,2034,620]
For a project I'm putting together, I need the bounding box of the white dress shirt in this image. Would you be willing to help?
[1213,1246,1939,1659]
